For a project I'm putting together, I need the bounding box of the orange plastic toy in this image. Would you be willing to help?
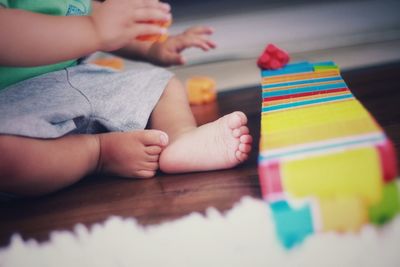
[136,20,172,43]
[186,76,217,105]
[91,57,124,70]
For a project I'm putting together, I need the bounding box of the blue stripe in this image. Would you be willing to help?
[261,61,338,77]
[258,135,385,161]
[262,94,353,112]
[262,82,348,98]
[261,62,313,77]
[262,76,343,89]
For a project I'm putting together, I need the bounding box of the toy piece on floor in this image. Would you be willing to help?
[186,76,217,105]
[91,57,124,70]
[136,20,172,42]
[258,57,400,249]
[257,44,290,70]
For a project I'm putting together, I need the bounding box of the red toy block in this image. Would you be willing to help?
[377,140,398,182]
[257,44,290,70]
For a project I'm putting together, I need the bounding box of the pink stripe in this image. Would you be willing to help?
[258,161,283,199]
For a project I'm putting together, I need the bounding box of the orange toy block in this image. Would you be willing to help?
[186,76,217,105]
[91,57,124,70]
[136,20,172,43]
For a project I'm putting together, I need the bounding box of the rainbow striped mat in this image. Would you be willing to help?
[258,61,400,248]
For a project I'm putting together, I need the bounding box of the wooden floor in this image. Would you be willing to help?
[1,61,400,247]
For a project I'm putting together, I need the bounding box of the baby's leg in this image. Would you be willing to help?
[0,130,168,196]
[0,134,99,196]
[150,77,253,173]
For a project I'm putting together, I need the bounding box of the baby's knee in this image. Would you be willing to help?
[165,76,185,93]
[158,76,189,104]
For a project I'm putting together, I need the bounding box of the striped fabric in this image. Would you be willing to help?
[258,61,400,249]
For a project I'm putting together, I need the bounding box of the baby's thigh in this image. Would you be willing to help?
[67,63,174,132]
[0,69,91,138]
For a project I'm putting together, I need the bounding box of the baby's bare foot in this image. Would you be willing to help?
[97,130,168,178]
[159,111,252,173]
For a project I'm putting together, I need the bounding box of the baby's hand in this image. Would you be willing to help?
[148,26,216,66]
[91,0,171,52]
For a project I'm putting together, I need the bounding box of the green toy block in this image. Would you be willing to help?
[313,65,339,71]
[369,181,400,225]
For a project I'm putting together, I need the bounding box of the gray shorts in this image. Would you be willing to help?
[0,63,174,138]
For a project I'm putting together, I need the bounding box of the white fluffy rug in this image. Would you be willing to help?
[1,197,399,267]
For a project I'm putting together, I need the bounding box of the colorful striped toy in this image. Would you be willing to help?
[258,61,400,249]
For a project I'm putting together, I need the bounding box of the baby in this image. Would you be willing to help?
[0,0,252,196]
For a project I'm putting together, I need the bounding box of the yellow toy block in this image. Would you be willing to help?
[282,147,383,204]
[260,100,381,150]
[261,100,378,135]
[318,197,368,232]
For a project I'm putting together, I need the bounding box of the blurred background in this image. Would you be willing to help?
[128,0,400,91]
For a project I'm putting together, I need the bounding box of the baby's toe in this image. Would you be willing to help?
[235,151,249,162]
[144,161,159,171]
[239,143,252,153]
[146,154,160,162]
[136,170,157,179]
[232,126,249,138]
[227,111,248,129]
[240,134,253,144]
[145,145,163,155]
[234,111,248,125]
[141,130,169,147]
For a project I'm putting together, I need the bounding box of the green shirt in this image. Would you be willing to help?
[0,0,92,90]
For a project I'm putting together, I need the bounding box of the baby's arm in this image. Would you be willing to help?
[0,8,98,67]
[112,26,216,66]
[0,0,170,67]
